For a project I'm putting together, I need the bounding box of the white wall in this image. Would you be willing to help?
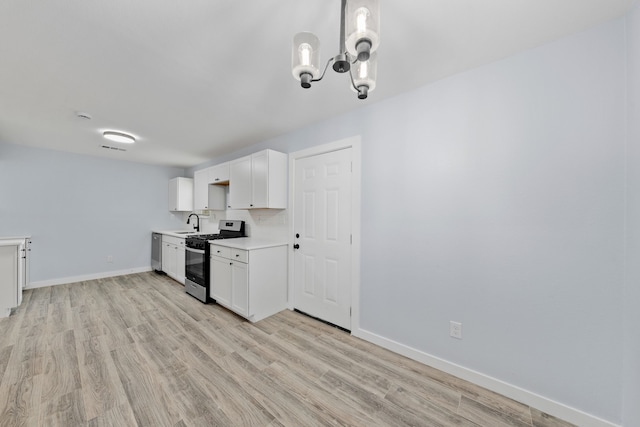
[192,17,629,424]
[624,5,640,427]
[0,142,187,284]
[359,19,626,424]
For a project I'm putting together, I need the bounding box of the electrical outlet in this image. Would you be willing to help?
[450,321,462,339]
[107,255,113,263]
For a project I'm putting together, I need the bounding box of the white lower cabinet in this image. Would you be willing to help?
[210,243,287,322]
[210,254,232,307]
[0,237,29,317]
[161,235,186,284]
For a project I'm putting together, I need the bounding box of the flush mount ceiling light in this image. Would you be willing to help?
[292,0,380,100]
[102,130,136,144]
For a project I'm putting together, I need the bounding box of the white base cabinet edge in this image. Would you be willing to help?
[0,238,28,318]
[161,235,186,285]
[210,244,287,322]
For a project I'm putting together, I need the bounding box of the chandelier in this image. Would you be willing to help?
[291,0,380,100]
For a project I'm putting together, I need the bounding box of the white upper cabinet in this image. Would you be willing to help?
[194,168,225,211]
[229,156,252,209]
[208,162,229,184]
[168,177,193,212]
[193,169,209,210]
[228,149,287,209]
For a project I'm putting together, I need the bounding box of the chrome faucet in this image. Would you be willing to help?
[186,213,200,232]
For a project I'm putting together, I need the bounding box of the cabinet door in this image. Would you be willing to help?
[0,245,19,308]
[251,150,269,208]
[209,162,229,184]
[162,243,176,277]
[210,255,232,307]
[168,178,179,211]
[176,245,186,284]
[169,178,193,211]
[231,261,249,317]
[229,156,252,209]
[193,169,210,210]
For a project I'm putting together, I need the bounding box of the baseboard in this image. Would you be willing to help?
[27,266,152,289]
[352,327,620,427]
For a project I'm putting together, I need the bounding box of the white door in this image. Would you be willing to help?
[293,148,352,330]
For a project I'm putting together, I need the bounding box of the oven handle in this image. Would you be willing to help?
[185,247,205,255]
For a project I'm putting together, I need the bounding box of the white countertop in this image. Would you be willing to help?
[0,236,30,246]
[153,230,205,238]
[209,237,288,251]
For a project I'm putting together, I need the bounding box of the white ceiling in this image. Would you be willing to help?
[0,0,635,167]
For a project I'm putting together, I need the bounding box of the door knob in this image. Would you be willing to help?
[293,244,300,250]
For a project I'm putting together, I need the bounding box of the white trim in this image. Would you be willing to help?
[287,135,362,331]
[352,327,620,427]
[27,266,152,289]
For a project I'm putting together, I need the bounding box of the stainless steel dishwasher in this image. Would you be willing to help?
[151,232,163,272]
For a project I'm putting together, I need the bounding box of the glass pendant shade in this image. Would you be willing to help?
[292,32,321,87]
[351,52,377,99]
[345,0,380,62]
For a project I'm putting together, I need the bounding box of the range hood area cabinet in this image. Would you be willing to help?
[228,149,287,209]
[169,177,193,212]
[193,168,226,211]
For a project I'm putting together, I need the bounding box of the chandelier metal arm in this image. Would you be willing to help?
[310,57,336,83]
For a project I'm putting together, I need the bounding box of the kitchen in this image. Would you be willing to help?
[1,1,640,426]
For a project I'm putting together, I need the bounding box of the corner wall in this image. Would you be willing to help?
[0,142,187,284]
[623,4,640,426]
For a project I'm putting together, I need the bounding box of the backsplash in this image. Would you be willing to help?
[198,209,288,240]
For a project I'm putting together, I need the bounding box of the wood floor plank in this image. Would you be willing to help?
[0,272,578,427]
[458,395,533,427]
[77,336,129,421]
[314,328,463,413]
[218,351,336,427]
[265,361,380,427]
[45,300,73,336]
[86,402,138,427]
[0,346,14,386]
[384,385,476,427]
[40,330,82,406]
[531,408,577,427]
[38,389,87,427]
[110,343,179,427]
[174,346,275,426]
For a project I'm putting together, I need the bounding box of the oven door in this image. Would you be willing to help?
[185,247,206,286]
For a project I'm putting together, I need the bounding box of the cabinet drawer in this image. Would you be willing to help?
[162,235,184,246]
[231,248,248,263]
[210,244,231,259]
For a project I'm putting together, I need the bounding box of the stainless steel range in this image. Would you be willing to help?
[184,220,245,303]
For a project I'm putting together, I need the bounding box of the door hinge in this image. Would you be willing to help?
[351,161,353,172]
[350,234,352,244]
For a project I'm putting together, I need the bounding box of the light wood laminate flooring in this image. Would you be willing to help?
[0,272,576,427]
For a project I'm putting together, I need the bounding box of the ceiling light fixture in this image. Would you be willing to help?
[292,0,380,100]
[102,130,136,144]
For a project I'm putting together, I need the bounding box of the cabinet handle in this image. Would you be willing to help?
[235,254,239,257]
[293,244,300,250]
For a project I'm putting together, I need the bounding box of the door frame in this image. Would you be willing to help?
[287,135,362,333]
